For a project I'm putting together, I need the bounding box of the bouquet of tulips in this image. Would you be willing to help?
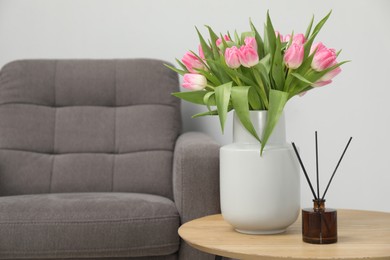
[167,11,347,154]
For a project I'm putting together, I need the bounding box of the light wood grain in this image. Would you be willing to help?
[178,210,390,260]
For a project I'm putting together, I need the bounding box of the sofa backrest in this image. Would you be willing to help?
[0,59,181,199]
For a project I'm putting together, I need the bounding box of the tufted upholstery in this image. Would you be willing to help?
[0,59,181,199]
[0,59,220,260]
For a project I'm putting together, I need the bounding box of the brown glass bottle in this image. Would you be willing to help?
[302,199,337,244]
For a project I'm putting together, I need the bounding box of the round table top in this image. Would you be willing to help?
[178,209,390,260]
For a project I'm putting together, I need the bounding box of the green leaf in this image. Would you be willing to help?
[206,25,220,59]
[234,30,241,45]
[207,58,255,86]
[215,82,233,133]
[192,110,219,118]
[256,62,271,92]
[164,64,187,76]
[252,72,269,109]
[296,51,316,74]
[190,50,209,70]
[291,72,313,85]
[261,90,289,155]
[289,60,349,98]
[175,58,188,71]
[196,27,213,60]
[307,60,350,82]
[231,86,261,142]
[203,91,215,111]
[303,31,319,59]
[304,15,314,39]
[248,86,262,110]
[266,11,277,62]
[172,91,210,105]
[271,37,285,90]
[259,54,271,72]
[250,19,265,58]
[311,10,332,37]
[263,24,269,54]
[303,11,332,59]
[196,69,221,87]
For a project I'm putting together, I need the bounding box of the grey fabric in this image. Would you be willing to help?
[0,193,180,259]
[0,59,220,260]
[0,59,181,199]
[17,256,178,260]
[173,132,221,260]
[0,59,179,108]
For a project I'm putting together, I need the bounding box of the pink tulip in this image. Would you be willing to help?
[244,37,257,51]
[198,44,205,59]
[310,42,338,71]
[310,42,326,55]
[182,51,205,73]
[312,80,332,87]
[239,45,259,68]
[275,31,283,41]
[312,63,341,87]
[284,42,304,69]
[311,43,337,71]
[182,74,207,90]
[216,35,231,47]
[225,46,241,69]
[320,65,342,81]
[292,34,306,45]
[283,33,306,44]
[283,34,290,43]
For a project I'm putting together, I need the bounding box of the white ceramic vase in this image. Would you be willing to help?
[220,110,300,234]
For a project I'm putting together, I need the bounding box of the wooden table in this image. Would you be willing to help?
[178,210,390,260]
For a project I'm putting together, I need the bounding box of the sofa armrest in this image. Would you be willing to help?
[173,132,220,223]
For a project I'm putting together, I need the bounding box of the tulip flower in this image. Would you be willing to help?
[182,74,207,90]
[284,42,304,69]
[182,51,205,73]
[320,65,342,81]
[283,34,290,43]
[239,45,259,68]
[283,33,306,45]
[310,42,327,55]
[216,35,231,47]
[291,34,306,45]
[244,37,258,51]
[312,80,332,87]
[313,64,342,87]
[224,46,241,69]
[311,42,337,71]
[275,31,283,41]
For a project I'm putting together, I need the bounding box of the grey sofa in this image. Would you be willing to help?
[0,59,220,259]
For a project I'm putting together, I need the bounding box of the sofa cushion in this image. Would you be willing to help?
[0,59,181,200]
[0,192,180,259]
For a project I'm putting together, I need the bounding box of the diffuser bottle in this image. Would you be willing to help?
[302,199,337,244]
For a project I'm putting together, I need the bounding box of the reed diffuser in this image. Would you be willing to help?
[292,132,352,244]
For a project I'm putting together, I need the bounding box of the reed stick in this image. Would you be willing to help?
[315,131,320,201]
[292,142,318,200]
[321,137,353,200]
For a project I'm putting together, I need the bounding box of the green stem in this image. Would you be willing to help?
[235,76,243,86]
[206,84,215,90]
[253,71,269,109]
[284,68,292,92]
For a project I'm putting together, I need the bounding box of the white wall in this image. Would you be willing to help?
[0,0,389,212]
